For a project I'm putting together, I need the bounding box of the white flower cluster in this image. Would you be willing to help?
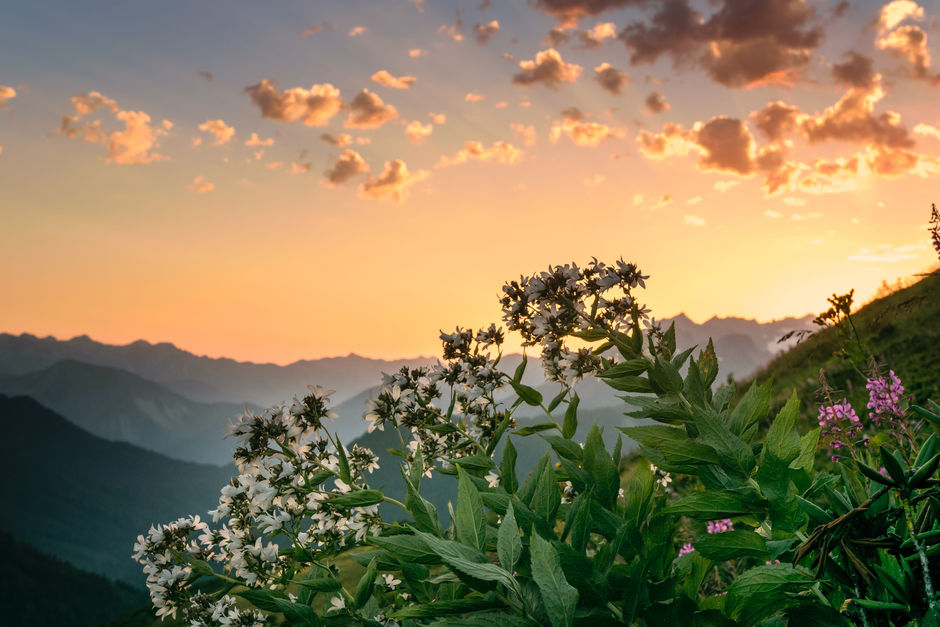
[499,258,650,382]
[133,386,383,621]
[364,325,512,470]
[185,593,268,626]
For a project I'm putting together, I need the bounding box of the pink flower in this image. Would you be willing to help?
[678,543,695,556]
[707,519,733,534]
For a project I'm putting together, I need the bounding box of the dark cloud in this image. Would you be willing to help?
[533,0,650,27]
[544,28,572,47]
[323,149,369,186]
[694,116,755,175]
[594,62,630,94]
[620,0,704,66]
[474,20,500,44]
[751,101,801,143]
[244,80,344,126]
[344,89,398,129]
[644,90,669,113]
[705,38,811,87]
[832,52,876,88]
[800,81,914,149]
[512,48,583,89]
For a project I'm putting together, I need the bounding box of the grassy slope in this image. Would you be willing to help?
[741,274,939,423]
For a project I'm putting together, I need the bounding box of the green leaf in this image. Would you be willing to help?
[510,379,543,406]
[411,528,515,591]
[620,425,720,468]
[727,380,771,439]
[693,408,755,475]
[791,427,820,473]
[404,471,441,534]
[762,391,801,465]
[541,434,583,462]
[910,453,940,488]
[296,575,342,592]
[457,466,486,551]
[697,338,719,388]
[513,422,557,436]
[531,455,561,522]
[695,529,769,561]
[390,597,501,618]
[649,357,683,394]
[513,354,527,384]
[597,359,648,379]
[426,614,538,627]
[501,437,518,493]
[367,534,440,564]
[335,440,352,485]
[915,433,938,468]
[582,423,619,508]
[453,454,496,472]
[857,460,896,487]
[237,589,320,626]
[564,492,592,552]
[328,489,384,508]
[661,322,677,357]
[683,358,708,409]
[604,375,653,393]
[880,447,907,487]
[562,393,579,439]
[530,533,578,627]
[663,491,766,519]
[497,502,522,574]
[547,388,567,412]
[724,563,815,625]
[355,556,378,608]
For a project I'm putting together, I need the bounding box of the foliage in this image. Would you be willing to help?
[132,252,940,626]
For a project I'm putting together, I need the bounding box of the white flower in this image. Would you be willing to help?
[382,573,402,589]
[328,595,346,613]
[485,471,500,488]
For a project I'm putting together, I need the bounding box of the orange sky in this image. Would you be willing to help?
[1,0,938,363]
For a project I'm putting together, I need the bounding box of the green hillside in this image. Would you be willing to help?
[0,395,234,585]
[743,274,939,422]
[0,531,147,627]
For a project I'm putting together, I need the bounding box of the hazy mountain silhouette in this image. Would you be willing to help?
[0,360,256,465]
[0,394,234,584]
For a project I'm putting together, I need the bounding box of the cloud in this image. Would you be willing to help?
[348,26,368,37]
[198,119,235,146]
[439,10,465,42]
[474,20,500,44]
[782,196,806,206]
[289,162,311,175]
[580,22,617,47]
[684,214,706,226]
[359,159,429,203]
[429,112,447,124]
[764,209,782,218]
[405,120,433,143]
[714,180,740,192]
[409,48,427,57]
[187,175,214,194]
[465,92,485,102]
[751,101,801,143]
[371,70,417,89]
[914,123,940,139]
[620,0,825,88]
[494,101,508,108]
[244,132,274,147]
[877,25,936,81]
[512,49,583,89]
[832,52,877,88]
[644,90,669,114]
[848,242,926,262]
[302,22,331,37]
[876,0,924,33]
[58,91,170,164]
[532,0,646,28]
[0,85,16,107]
[244,80,343,127]
[320,133,353,147]
[345,89,398,129]
[324,149,370,186]
[510,122,537,147]
[544,28,572,48]
[550,107,623,146]
[594,62,629,94]
[654,194,674,208]
[686,196,702,205]
[437,140,523,166]
[266,161,284,169]
[695,116,755,174]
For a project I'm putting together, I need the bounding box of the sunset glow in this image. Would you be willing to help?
[1,0,938,363]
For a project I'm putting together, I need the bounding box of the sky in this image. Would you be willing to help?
[1,0,938,364]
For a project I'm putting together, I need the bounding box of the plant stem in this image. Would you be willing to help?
[901,494,937,611]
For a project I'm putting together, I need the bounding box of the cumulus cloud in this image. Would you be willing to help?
[348,26,368,37]
[751,101,801,143]
[289,162,311,175]
[320,133,353,147]
[512,49,583,89]
[877,25,936,82]
[244,80,343,127]
[359,159,429,203]
[644,90,669,114]
[714,180,740,192]
[465,92,485,102]
[187,175,214,194]
[532,0,646,28]
[405,120,433,143]
[550,107,623,145]
[323,149,370,186]
[302,22,331,37]
[437,140,523,166]
[345,89,398,129]
[594,62,629,94]
[58,91,170,165]
[914,123,940,139]
[876,0,924,34]
[620,0,824,88]
[244,132,274,147]
[832,52,877,89]
[474,20,500,44]
[510,122,537,146]
[371,70,417,89]
[0,85,17,107]
[637,116,756,175]
[684,214,706,226]
[429,112,447,124]
[409,48,427,57]
[580,22,617,47]
[198,119,235,146]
